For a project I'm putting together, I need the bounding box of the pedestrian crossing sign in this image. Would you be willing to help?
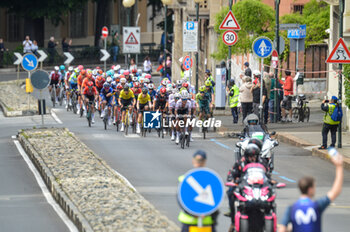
[125,32,138,45]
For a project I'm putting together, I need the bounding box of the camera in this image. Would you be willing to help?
[325,100,329,103]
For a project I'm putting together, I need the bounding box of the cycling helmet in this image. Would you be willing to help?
[117,84,123,90]
[148,83,154,89]
[182,82,189,89]
[160,87,167,94]
[145,74,152,79]
[114,73,120,79]
[139,77,145,84]
[74,68,80,73]
[134,82,140,88]
[167,83,173,89]
[142,88,148,94]
[120,78,127,84]
[103,82,110,89]
[132,69,137,74]
[111,65,115,70]
[161,79,168,86]
[54,66,59,71]
[68,66,73,72]
[80,69,86,75]
[199,86,206,92]
[119,69,125,75]
[176,80,182,85]
[78,65,84,71]
[205,80,212,87]
[144,78,150,83]
[113,65,121,71]
[253,70,261,76]
[174,93,181,99]
[92,69,98,76]
[248,138,263,150]
[106,77,113,84]
[132,76,138,82]
[180,90,188,99]
[87,73,92,79]
[244,143,260,162]
[137,69,142,75]
[123,70,130,76]
[123,85,130,91]
[60,65,65,70]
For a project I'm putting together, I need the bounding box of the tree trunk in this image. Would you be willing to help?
[94,0,111,47]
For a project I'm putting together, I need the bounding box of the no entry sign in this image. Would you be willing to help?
[222,31,238,46]
[183,56,193,71]
[102,26,108,38]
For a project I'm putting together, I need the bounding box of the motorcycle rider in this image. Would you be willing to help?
[226,143,269,232]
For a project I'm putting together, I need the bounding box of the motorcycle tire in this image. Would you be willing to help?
[240,217,249,232]
[264,218,274,232]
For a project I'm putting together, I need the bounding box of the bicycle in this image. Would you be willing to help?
[179,117,190,149]
[50,85,57,108]
[103,106,109,130]
[86,100,94,127]
[114,105,122,132]
[124,107,131,136]
[59,85,66,106]
[292,94,310,123]
[70,90,78,114]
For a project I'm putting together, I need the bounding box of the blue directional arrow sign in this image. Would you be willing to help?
[178,168,224,216]
[252,37,273,58]
[21,53,38,72]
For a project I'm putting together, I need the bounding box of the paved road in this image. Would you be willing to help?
[0,112,70,232]
[49,105,350,232]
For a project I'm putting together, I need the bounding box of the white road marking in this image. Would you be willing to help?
[51,109,63,124]
[114,170,137,192]
[124,134,140,138]
[13,140,78,232]
[11,135,16,139]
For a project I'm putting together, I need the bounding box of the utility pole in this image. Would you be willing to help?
[195,3,199,93]
[228,0,233,84]
[274,0,280,123]
[338,0,344,148]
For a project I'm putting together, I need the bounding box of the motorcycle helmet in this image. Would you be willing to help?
[248,138,263,150]
[244,143,260,163]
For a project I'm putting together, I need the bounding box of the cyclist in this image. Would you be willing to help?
[112,84,123,125]
[174,90,191,144]
[136,87,152,134]
[169,92,181,141]
[196,86,211,121]
[148,83,156,102]
[118,85,136,132]
[64,66,74,108]
[100,82,114,125]
[49,66,62,104]
[77,69,87,115]
[67,68,79,110]
[83,81,98,124]
[205,80,215,114]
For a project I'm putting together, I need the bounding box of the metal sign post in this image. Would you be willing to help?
[30,70,50,126]
[40,90,44,125]
[260,59,264,122]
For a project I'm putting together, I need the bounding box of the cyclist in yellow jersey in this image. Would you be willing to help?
[118,85,135,132]
[136,88,152,133]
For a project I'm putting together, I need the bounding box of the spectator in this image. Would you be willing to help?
[319,96,341,149]
[0,38,8,68]
[263,72,271,124]
[251,76,267,118]
[98,36,104,49]
[23,35,32,53]
[62,38,72,52]
[244,62,252,77]
[269,73,283,122]
[280,70,294,122]
[111,32,120,63]
[236,72,244,88]
[160,60,166,78]
[129,58,137,72]
[239,76,253,122]
[280,151,343,232]
[48,36,58,64]
[228,79,240,124]
[31,40,39,56]
[143,56,152,74]
[166,56,172,80]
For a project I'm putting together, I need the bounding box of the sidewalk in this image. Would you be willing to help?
[216,107,350,170]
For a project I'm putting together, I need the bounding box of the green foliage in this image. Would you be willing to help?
[212,0,275,60]
[281,0,330,47]
[0,0,88,26]
[343,64,350,109]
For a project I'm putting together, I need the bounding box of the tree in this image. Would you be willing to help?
[212,0,275,60]
[0,0,87,26]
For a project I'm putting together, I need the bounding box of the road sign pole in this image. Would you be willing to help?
[260,59,264,124]
[195,3,199,93]
[40,90,44,126]
[338,0,344,148]
[104,37,107,72]
[227,0,233,85]
[198,217,203,227]
[295,39,299,96]
[27,72,30,110]
[17,65,20,85]
[274,0,280,123]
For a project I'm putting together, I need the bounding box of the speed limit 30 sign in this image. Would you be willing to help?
[222,31,238,46]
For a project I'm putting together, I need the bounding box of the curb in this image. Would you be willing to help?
[277,132,350,170]
[0,99,37,117]
[18,132,93,232]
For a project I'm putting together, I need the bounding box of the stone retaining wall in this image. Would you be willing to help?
[18,128,179,232]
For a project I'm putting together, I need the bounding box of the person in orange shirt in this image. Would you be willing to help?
[81,73,95,93]
[76,69,86,115]
[279,70,294,122]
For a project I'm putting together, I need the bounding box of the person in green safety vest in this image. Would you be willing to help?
[319,96,341,149]
[178,150,219,232]
[205,69,216,92]
[227,79,240,124]
[196,86,211,121]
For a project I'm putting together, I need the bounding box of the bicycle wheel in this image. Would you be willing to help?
[104,117,107,130]
[180,133,185,149]
[292,107,299,123]
[186,134,190,147]
[125,110,129,136]
[203,125,206,139]
[59,88,64,106]
[80,106,84,118]
[304,107,310,122]
[88,114,91,127]
[51,88,56,108]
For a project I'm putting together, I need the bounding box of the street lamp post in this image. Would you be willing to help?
[228,0,233,84]
[274,0,280,123]
[194,0,204,93]
[122,0,135,69]
[161,0,173,66]
[338,0,344,148]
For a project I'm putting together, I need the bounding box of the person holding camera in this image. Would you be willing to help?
[23,36,32,54]
[319,96,341,149]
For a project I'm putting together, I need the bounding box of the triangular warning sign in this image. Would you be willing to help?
[326,38,350,63]
[219,10,241,30]
[125,32,138,45]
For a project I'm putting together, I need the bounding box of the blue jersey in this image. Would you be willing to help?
[281,196,330,232]
[100,87,113,97]
[149,90,156,101]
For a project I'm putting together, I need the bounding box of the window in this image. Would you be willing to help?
[7,13,22,42]
[70,5,87,38]
[293,4,304,14]
[200,0,208,9]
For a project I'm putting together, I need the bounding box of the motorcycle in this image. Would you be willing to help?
[227,163,285,232]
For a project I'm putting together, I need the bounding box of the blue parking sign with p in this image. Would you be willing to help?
[186,22,195,30]
[143,111,161,129]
